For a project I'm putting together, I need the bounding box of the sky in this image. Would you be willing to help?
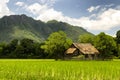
[0,0,120,36]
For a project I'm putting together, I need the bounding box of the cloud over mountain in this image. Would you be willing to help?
[0,0,14,18]
[24,3,120,31]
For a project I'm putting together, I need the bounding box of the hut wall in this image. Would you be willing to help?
[84,54,98,60]
[72,49,80,56]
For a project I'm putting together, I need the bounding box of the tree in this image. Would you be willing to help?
[78,34,94,44]
[116,30,120,44]
[2,39,18,57]
[94,32,117,59]
[8,39,18,51]
[0,42,6,57]
[33,42,46,58]
[20,38,35,58]
[41,31,72,59]
[12,45,25,58]
[116,30,120,57]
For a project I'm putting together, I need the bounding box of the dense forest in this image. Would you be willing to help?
[0,30,120,59]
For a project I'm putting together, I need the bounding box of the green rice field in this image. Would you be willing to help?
[0,59,120,80]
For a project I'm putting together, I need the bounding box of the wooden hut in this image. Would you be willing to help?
[65,43,99,60]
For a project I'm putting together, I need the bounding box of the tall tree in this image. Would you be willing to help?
[116,30,120,44]
[33,43,45,58]
[41,31,72,59]
[116,30,120,57]
[20,38,35,58]
[94,32,117,59]
[0,42,6,56]
[78,33,94,44]
[2,39,18,57]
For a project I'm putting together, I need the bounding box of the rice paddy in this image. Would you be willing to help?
[0,59,120,80]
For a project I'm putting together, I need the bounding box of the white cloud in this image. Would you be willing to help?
[15,2,25,7]
[0,0,14,18]
[26,3,63,21]
[37,8,63,21]
[39,0,57,6]
[25,3,120,31]
[27,3,48,15]
[83,9,120,30]
[87,6,100,12]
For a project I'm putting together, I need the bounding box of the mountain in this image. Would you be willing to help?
[0,14,93,42]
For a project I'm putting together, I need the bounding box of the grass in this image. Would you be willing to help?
[0,59,120,80]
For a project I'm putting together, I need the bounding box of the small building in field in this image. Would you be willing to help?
[65,43,99,60]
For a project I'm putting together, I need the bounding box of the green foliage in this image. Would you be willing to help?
[33,43,46,58]
[41,31,72,59]
[13,45,25,58]
[116,30,120,57]
[0,34,72,59]
[1,39,18,57]
[19,38,35,58]
[78,33,95,44]
[117,44,120,58]
[94,32,117,59]
[0,31,119,59]
[0,42,6,55]
[0,38,47,58]
[116,30,120,44]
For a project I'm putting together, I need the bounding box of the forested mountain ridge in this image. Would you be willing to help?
[0,14,93,42]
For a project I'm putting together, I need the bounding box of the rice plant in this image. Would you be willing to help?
[0,59,119,80]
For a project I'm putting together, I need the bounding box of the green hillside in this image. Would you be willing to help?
[0,14,93,42]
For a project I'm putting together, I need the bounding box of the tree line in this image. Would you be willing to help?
[0,31,72,59]
[0,30,120,59]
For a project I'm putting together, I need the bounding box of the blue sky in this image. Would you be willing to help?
[0,0,120,36]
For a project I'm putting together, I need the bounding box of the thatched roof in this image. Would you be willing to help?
[66,48,76,54]
[66,43,99,54]
[73,43,99,54]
